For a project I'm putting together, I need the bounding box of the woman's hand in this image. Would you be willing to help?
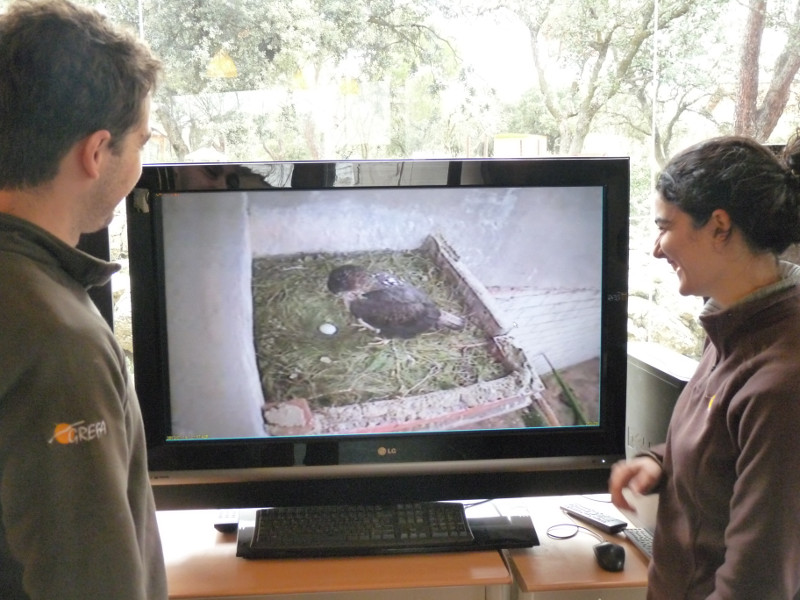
[609,456,663,511]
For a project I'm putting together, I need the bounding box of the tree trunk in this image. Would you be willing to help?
[155,98,191,160]
[753,0,800,139]
[734,0,800,141]
[734,0,766,136]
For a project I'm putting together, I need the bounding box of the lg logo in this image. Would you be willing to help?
[377,446,397,456]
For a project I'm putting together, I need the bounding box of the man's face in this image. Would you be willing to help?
[81,96,152,233]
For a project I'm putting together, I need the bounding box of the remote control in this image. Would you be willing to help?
[560,503,628,534]
[213,509,240,534]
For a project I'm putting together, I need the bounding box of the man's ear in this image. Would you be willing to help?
[79,130,113,179]
[710,208,733,242]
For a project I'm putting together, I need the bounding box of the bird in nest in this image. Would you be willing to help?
[326,264,465,339]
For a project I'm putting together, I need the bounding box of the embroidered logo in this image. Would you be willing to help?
[48,420,108,445]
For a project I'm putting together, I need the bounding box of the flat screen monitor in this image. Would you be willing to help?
[126,157,630,509]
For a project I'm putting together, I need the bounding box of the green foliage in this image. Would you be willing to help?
[5,0,800,162]
[499,88,560,151]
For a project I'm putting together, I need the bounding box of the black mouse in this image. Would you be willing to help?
[594,541,625,572]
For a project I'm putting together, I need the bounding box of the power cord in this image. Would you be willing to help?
[547,523,605,543]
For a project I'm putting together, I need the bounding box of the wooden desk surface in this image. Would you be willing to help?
[156,509,512,599]
[500,495,649,593]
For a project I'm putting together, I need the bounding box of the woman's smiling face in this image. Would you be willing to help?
[652,194,723,299]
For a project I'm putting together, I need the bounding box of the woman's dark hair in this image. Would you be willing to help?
[0,0,161,189]
[656,134,800,255]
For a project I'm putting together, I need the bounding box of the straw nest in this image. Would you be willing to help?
[252,249,508,413]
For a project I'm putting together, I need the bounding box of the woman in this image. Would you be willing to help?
[610,136,800,599]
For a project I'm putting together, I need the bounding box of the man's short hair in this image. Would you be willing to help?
[0,0,161,188]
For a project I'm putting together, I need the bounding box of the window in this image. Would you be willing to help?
[6,0,800,361]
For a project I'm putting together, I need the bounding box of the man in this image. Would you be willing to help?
[0,1,167,598]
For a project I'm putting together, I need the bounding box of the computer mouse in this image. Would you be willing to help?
[593,541,625,572]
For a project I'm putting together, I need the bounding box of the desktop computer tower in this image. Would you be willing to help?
[625,342,697,460]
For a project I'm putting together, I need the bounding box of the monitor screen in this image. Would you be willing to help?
[126,157,629,509]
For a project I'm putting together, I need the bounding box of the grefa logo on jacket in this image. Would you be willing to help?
[48,420,108,445]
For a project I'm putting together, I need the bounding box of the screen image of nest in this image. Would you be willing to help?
[250,188,601,436]
[160,185,603,440]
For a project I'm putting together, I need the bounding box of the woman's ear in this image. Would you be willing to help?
[78,130,113,180]
[710,208,733,243]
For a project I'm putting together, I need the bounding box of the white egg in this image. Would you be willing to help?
[319,323,337,335]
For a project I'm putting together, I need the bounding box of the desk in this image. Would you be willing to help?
[157,510,512,600]
[157,496,649,600]
[501,495,649,600]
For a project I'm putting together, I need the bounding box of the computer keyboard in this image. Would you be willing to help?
[625,527,654,559]
[245,502,476,558]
